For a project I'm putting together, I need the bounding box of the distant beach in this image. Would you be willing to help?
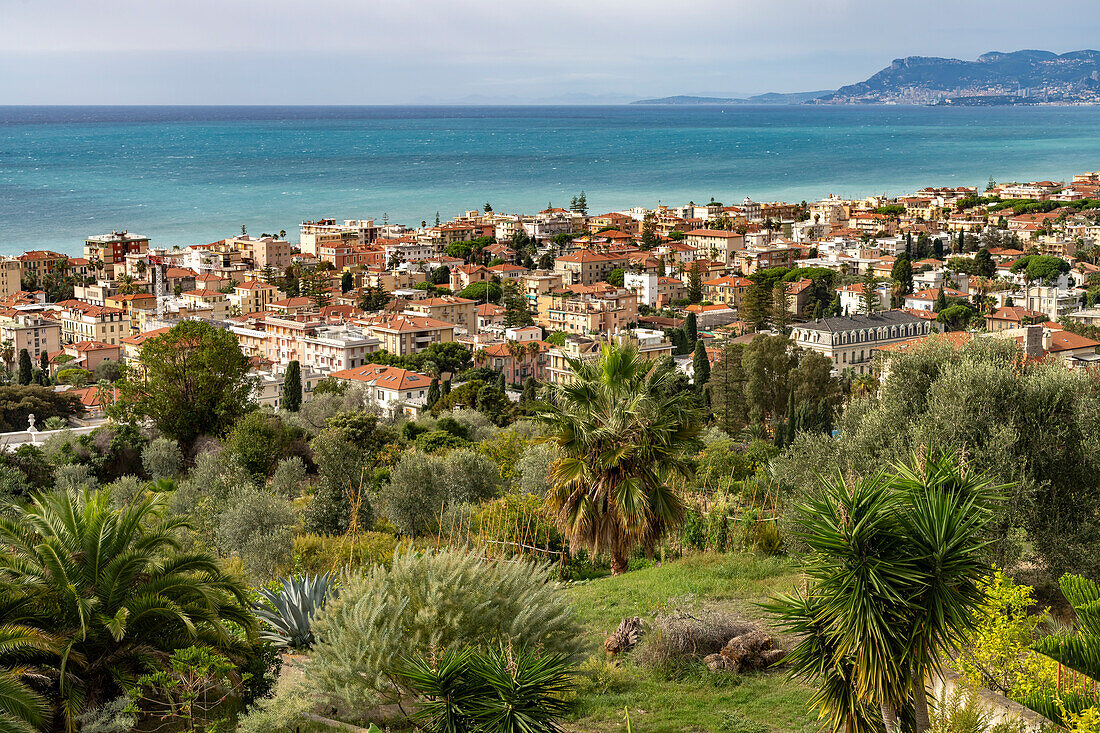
[3,104,1100,255]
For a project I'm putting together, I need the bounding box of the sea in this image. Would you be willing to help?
[3,104,1100,256]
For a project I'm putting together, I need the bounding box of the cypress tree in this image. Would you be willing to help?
[426,377,441,408]
[693,340,710,387]
[283,360,302,412]
[17,349,32,386]
[38,351,49,376]
[442,379,451,396]
[340,271,353,293]
[934,288,947,313]
[684,311,698,344]
[521,377,536,406]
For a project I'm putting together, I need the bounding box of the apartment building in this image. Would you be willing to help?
[554,250,629,286]
[733,246,799,275]
[536,287,637,336]
[791,311,932,375]
[0,313,61,363]
[623,272,687,307]
[56,300,132,346]
[298,325,381,373]
[682,229,744,264]
[403,296,477,332]
[0,259,24,299]
[299,219,379,257]
[546,329,673,385]
[356,313,456,356]
[17,251,67,287]
[225,235,292,270]
[475,340,550,384]
[702,275,752,309]
[180,289,230,320]
[84,231,149,266]
[229,280,284,315]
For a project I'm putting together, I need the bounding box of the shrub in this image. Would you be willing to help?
[105,475,144,509]
[142,436,182,480]
[225,411,296,477]
[215,488,298,579]
[415,430,472,453]
[381,452,448,535]
[514,442,560,496]
[308,549,583,710]
[442,448,502,504]
[952,570,1052,699]
[54,462,98,492]
[292,532,412,574]
[303,433,374,536]
[270,456,307,498]
[0,464,32,504]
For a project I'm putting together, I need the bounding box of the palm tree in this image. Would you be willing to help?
[0,621,56,733]
[766,451,999,733]
[0,489,254,730]
[115,275,138,295]
[534,342,702,574]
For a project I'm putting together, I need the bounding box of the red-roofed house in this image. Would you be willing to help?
[329,364,432,415]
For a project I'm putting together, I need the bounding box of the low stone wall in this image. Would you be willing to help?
[930,669,1053,732]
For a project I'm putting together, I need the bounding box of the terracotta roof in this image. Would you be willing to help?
[987,306,1045,322]
[329,364,431,390]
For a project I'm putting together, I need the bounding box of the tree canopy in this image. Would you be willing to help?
[112,320,254,446]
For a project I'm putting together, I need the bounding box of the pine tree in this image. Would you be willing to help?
[771,281,791,332]
[426,377,441,409]
[692,340,710,387]
[742,283,770,331]
[502,280,534,328]
[687,265,703,303]
[17,349,31,386]
[435,212,440,226]
[684,311,698,344]
[709,344,747,434]
[860,270,879,314]
[283,360,302,412]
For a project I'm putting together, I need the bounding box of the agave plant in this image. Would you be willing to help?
[254,573,335,650]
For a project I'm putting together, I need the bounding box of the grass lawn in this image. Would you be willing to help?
[562,552,819,733]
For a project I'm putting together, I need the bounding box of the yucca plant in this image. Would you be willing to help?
[395,644,576,733]
[254,573,335,650]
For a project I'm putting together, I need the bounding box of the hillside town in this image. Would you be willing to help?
[4,171,1100,423]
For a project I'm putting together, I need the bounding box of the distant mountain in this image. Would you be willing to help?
[632,90,833,105]
[816,49,1100,105]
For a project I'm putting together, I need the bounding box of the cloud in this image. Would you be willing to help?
[2,0,1099,102]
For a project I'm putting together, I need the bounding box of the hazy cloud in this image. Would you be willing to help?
[2,0,1099,103]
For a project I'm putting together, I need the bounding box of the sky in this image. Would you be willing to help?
[2,0,1100,104]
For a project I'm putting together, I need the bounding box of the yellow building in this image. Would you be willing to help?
[403,296,477,332]
[57,301,132,347]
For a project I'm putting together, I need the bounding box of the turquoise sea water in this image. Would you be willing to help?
[3,105,1100,255]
